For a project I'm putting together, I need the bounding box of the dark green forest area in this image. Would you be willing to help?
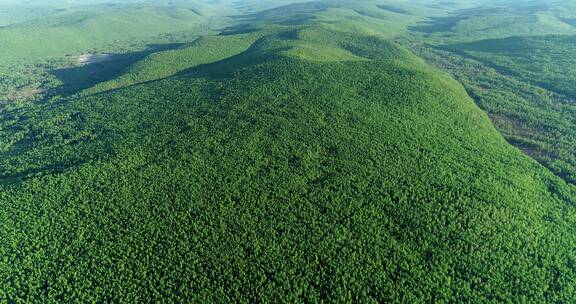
[1,0,575,303]
[403,0,576,186]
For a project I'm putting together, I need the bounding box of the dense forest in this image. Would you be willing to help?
[1,0,575,302]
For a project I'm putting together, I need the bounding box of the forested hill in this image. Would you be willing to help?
[1,0,576,303]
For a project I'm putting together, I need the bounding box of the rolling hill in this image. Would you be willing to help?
[0,0,575,303]
[0,4,212,65]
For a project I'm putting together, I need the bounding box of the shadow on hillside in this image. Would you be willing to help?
[377,4,410,15]
[409,15,462,33]
[561,18,576,26]
[49,43,187,97]
[228,1,329,26]
[174,38,280,81]
[218,23,260,36]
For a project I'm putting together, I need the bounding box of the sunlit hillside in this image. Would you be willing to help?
[1,0,575,302]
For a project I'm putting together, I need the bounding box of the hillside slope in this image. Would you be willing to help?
[406,0,576,186]
[0,3,221,65]
[1,27,575,302]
